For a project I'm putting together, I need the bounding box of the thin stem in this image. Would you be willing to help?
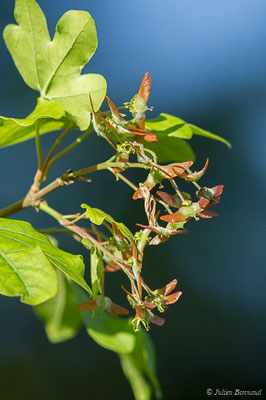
[35,120,43,171]
[124,139,185,201]
[38,227,98,236]
[22,177,66,208]
[100,106,127,116]
[169,179,185,203]
[116,172,138,190]
[0,162,145,218]
[43,128,93,179]
[73,161,149,178]
[42,123,75,180]
[114,171,172,213]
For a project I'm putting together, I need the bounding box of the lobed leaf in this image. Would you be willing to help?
[4,0,107,130]
[0,218,91,297]
[35,270,82,342]
[0,98,67,148]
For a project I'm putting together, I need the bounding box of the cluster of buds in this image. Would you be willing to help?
[122,280,182,331]
[77,73,224,331]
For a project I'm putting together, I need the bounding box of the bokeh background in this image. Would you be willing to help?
[0,1,266,399]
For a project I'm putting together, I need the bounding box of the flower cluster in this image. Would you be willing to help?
[77,73,224,331]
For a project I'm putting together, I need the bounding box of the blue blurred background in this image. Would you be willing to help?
[0,1,266,399]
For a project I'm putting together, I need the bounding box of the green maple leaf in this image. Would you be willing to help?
[3,0,107,130]
[0,98,67,148]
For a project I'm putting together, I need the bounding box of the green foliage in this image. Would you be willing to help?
[90,246,104,298]
[145,113,231,162]
[81,203,133,240]
[145,135,195,163]
[0,98,67,148]
[84,311,136,353]
[76,286,135,353]
[0,243,57,305]
[146,113,193,140]
[3,0,106,130]
[0,218,91,300]
[35,270,82,343]
[120,333,162,400]
[76,287,161,399]
[189,123,231,148]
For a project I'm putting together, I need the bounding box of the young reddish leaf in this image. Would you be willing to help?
[142,301,156,310]
[105,95,124,125]
[196,184,224,217]
[108,302,129,316]
[165,161,194,179]
[150,314,165,327]
[197,209,218,218]
[138,72,151,104]
[105,95,157,142]
[133,161,193,200]
[160,202,201,223]
[163,279,178,296]
[89,95,119,149]
[156,191,181,208]
[77,299,97,312]
[211,185,224,198]
[185,158,209,182]
[160,209,188,223]
[78,296,129,317]
[164,292,182,305]
[197,185,224,208]
[129,73,152,130]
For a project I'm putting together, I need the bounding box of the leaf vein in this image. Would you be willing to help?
[42,19,91,95]
[26,0,41,91]
[0,251,30,296]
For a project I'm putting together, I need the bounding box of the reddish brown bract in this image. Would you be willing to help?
[138,72,151,104]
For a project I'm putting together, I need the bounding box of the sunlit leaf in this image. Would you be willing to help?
[145,113,231,160]
[0,218,91,295]
[120,331,162,400]
[0,244,57,306]
[81,204,133,240]
[189,123,231,148]
[0,98,67,148]
[75,286,135,354]
[4,0,106,130]
[146,113,193,140]
[144,135,195,163]
[76,287,161,398]
[90,247,104,298]
[35,270,82,342]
